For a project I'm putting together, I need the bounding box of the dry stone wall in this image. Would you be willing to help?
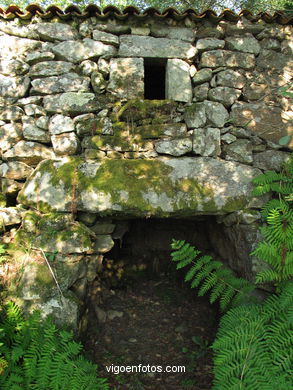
[0,13,292,326]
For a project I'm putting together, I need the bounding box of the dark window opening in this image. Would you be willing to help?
[144,58,167,100]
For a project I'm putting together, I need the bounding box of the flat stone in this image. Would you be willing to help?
[225,35,260,54]
[166,59,192,103]
[77,212,97,226]
[230,102,293,147]
[3,141,55,166]
[260,38,281,51]
[0,123,22,151]
[0,59,29,76]
[256,49,292,71]
[43,93,101,114]
[196,38,225,51]
[193,83,209,101]
[31,73,90,94]
[92,30,119,46]
[22,118,50,143]
[1,178,23,196]
[18,157,262,216]
[0,161,33,179]
[35,116,49,130]
[184,103,206,128]
[150,26,194,42]
[94,24,131,35]
[93,235,115,253]
[213,70,245,89]
[224,139,253,164]
[52,38,117,63]
[29,61,75,77]
[200,50,255,69]
[204,100,229,127]
[193,128,221,156]
[24,105,46,117]
[49,115,75,135]
[90,222,116,235]
[119,35,197,59]
[208,87,242,107]
[25,51,55,65]
[137,123,187,139]
[155,137,193,156]
[0,207,24,228]
[32,22,78,41]
[0,35,41,58]
[221,133,237,144]
[0,106,24,121]
[51,132,80,156]
[192,68,213,85]
[0,75,30,98]
[0,21,39,39]
[253,150,291,171]
[108,58,144,99]
[131,27,150,35]
[17,96,43,105]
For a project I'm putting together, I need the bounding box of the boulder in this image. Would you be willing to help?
[150,26,195,42]
[0,106,24,121]
[213,69,245,89]
[49,115,75,135]
[204,100,229,127]
[92,30,119,46]
[0,206,24,227]
[0,35,41,57]
[224,139,253,164]
[23,118,50,143]
[0,59,29,76]
[193,83,209,101]
[184,103,206,128]
[18,157,262,217]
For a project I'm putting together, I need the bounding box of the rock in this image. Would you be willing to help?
[253,150,291,171]
[0,123,23,151]
[92,30,119,46]
[3,141,55,166]
[0,207,24,227]
[155,137,193,156]
[108,58,144,99]
[32,22,78,41]
[31,73,90,94]
[0,161,33,180]
[119,35,197,59]
[221,210,262,226]
[225,35,260,54]
[1,178,23,196]
[29,61,75,77]
[0,35,41,57]
[200,50,255,69]
[0,106,24,121]
[137,123,187,139]
[213,69,245,89]
[52,38,117,63]
[196,38,225,51]
[90,222,116,235]
[51,133,80,156]
[79,60,98,76]
[260,38,281,51]
[18,157,262,216]
[166,59,192,103]
[24,105,46,117]
[150,26,194,42]
[35,116,49,130]
[208,87,242,107]
[204,100,229,127]
[17,96,43,105]
[93,235,114,253]
[230,102,293,147]
[22,118,50,143]
[184,103,206,128]
[95,24,131,35]
[0,75,30,98]
[49,114,75,135]
[95,307,107,323]
[193,128,221,156]
[91,71,107,94]
[107,310,123,320]
[224,139,253,164]
[193,83,209,101]
[78,212,97,226]
[256,49,291,71]
[25,51,55,65]
[221,133,237,144]
[43,93,101,114]
[97,58,110,76]
[192,68,213,85]
[131,27,150,35]
[224,22,264,36]
[0,59,29,76]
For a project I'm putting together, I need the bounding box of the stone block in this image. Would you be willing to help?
[166,59,192,103]
[208,87,241,107]
[49,115,75,135]
[225,35,260,54]
[31,73,90,94]
[0,75,30,98]
[253,150,291,171]
[29,61,75,77]
[155,137,193,156]
[0,161,33,180]
[51,132,80,156]
[3,141,55,166]
[193,128,221,156]
[213,70,245,89]
[43,93,101,114]
[0,59,29,76]
[0,123,23,152]
[92,30,119,46]
[200,50,255,69]
[224,139,253,164]
[32,22,78,41]
[204,100,229,128]
[196,38,225,51]
[192,68,213,85]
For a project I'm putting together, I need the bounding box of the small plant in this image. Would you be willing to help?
[0,302,109,390]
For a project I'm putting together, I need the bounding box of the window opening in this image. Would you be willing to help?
[144,58,167,100]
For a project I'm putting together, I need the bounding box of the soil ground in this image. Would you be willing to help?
[83,272,219,390]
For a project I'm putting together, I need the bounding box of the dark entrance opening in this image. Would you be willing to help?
[144,58,167,99]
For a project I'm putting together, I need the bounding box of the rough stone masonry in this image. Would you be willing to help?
[0,7,292,326]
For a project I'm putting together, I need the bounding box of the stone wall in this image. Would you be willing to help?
[0,11,292,327]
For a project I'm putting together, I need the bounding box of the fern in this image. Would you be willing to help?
[0,303,109,390]
[171,239,255,311]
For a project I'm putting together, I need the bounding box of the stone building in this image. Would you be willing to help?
[0,5,292,326]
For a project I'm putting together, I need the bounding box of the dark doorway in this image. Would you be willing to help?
[144,58,167,99]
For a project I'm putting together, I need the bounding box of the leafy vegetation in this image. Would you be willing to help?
[0,302,109,390]
[171,154,293,389]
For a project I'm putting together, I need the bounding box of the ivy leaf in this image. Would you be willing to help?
[278,135,291,146]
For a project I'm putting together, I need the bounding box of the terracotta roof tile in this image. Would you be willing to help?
[0,4,292,24]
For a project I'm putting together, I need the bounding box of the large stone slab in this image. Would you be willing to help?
[29,61,75,77]
[225,35,260,54]
[200,50,255,69]
[230,102,293,148]
[43,93,101,114]
[52,39,117,63]
[3,141,55,166]
[31,23,78,41]
[119,35,197,59]
[31,73,90,94]
[18,157,262,217]
[107,58,144,99]
[0,35,41,58]
[166,59,192,103]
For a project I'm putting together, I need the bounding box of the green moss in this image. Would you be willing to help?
[223,196,248,213]
[0,193,7,207]
[115,99,176,121]
[35,263,54,287]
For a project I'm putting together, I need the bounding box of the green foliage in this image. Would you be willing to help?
[251,154,293,284]
[0,302,109,390]
[171,239,255,311]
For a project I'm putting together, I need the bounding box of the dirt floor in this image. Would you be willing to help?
[83,271,219,390]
